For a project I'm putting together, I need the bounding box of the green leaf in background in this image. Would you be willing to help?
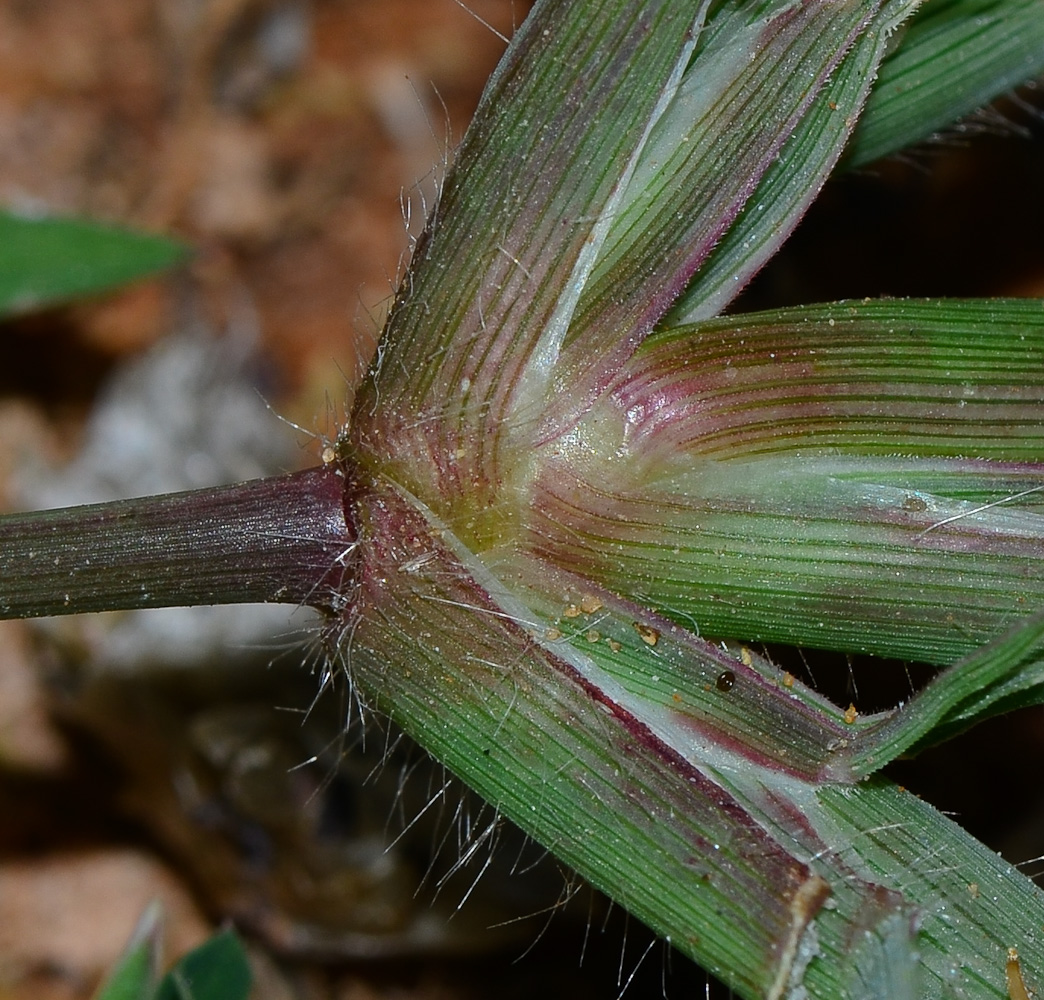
[93,903,162,1000]
[154,930,251,1000]
[93,911,250,1000]
[94,943,158,1000]
[0,211,187,318]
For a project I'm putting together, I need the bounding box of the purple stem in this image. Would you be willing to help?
[0,465,354,619]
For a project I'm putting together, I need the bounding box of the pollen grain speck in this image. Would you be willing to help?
[633,622,660,646]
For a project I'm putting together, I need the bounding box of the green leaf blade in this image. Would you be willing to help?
[526,299,1044,663]
[840,611,1044,775]
[803,778,1044,999]
[666,0,916,324]
[344,469,1044,999]
[95,943,158,1000]
[849,0,1044,168]
[0,212,187,318]
[93,904,163,1000]
[569,0,919,345]
[498,552,858,783]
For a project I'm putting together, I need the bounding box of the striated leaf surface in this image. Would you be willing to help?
[578,0,916,337]
[526,299,1044,662]
[848,0,1044,168]
[340,466,1044,999]
[339,469,832,999]
[348,0,927,527]
[348,0,707,512]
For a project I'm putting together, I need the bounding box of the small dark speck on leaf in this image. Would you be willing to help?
[716,670,735,692]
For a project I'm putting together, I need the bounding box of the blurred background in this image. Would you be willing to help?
[0,1,1043,998]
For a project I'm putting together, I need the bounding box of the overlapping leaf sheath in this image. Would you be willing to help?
[339,471,835,997]
[346,0,916,517]
[339,469,1044,998]
[348,0,708,511]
